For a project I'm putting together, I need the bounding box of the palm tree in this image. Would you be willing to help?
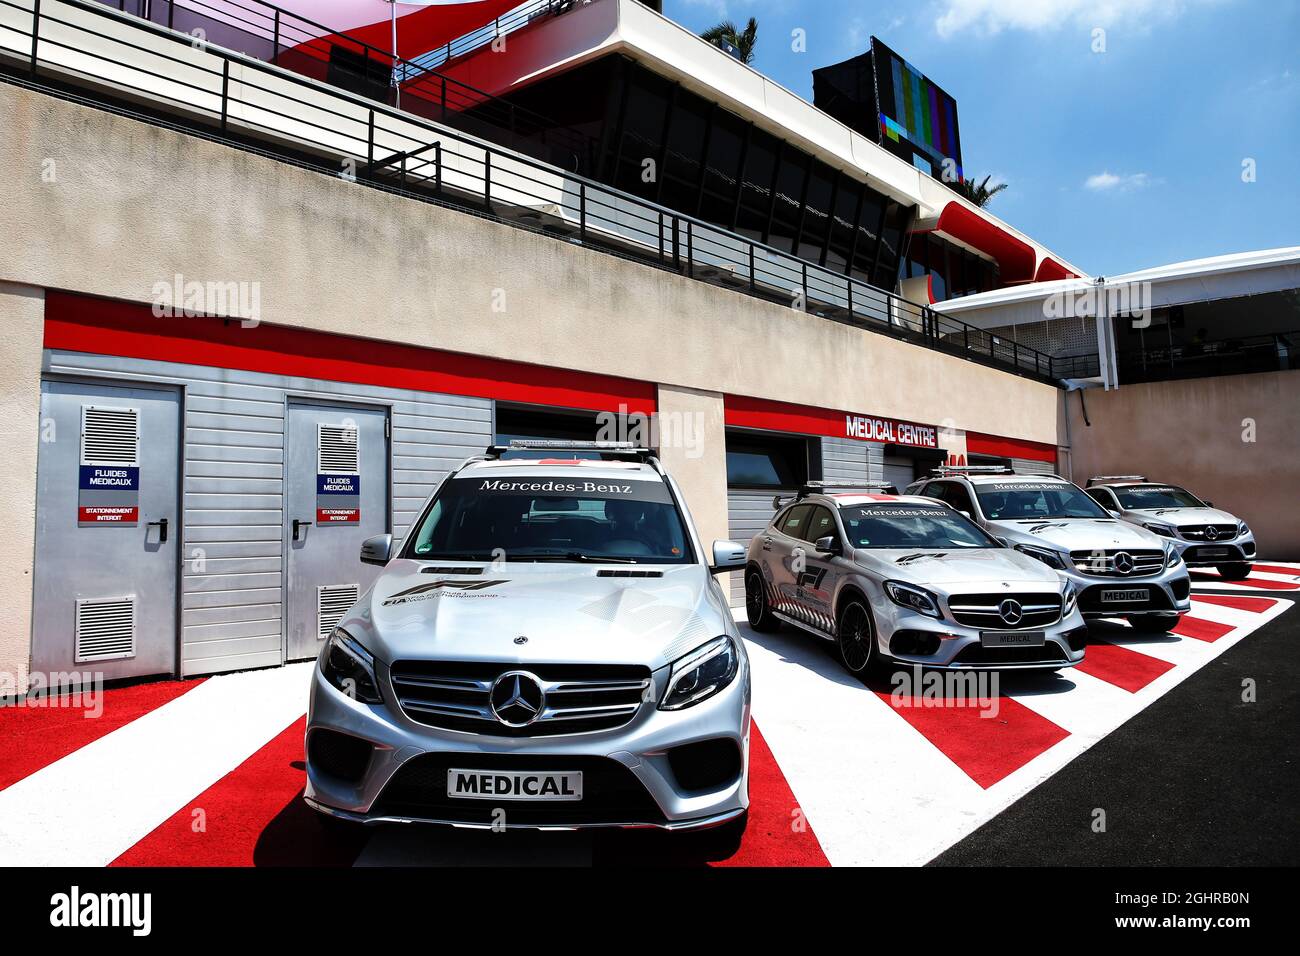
[701,17,758,65]
[954,174,1008,208]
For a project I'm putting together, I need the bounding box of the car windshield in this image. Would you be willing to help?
[975,481,1108,520]
[1112,485,1205,510]
[838,504,997,549]
[405,475,693,564]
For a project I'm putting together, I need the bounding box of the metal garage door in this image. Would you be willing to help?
[727,490,782,605]
[1011,457,1056,476]
[882,455,915,493]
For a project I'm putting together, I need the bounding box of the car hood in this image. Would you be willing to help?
[347,560,729,670]
[853,547,1063,592]
[990,517,1164,552]
[1129,506,1238,527]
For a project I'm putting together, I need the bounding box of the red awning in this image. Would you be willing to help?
[1034,258,1079,282]
[912,202,1038,284]
[286,0,524,62]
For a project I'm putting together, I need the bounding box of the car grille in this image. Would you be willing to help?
[947,593,1063,629]
[1070,549,1165,576]
[371,752,666,825]
[388,661,651,737]
[1179,524,1238,541]
[951,643,1069,666]
[1078,585,1175,614]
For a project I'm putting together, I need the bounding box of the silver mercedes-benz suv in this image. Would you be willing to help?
[1084,476,1255,580]
[906,467,1192,632]
[743,482,1088,675]
[305,441,751,833]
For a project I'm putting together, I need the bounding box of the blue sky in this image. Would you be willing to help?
[667,0,1299,275]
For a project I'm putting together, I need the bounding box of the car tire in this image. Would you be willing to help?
[1216,562,1252,581]
[836,599,878,678]
[1127,613,1181,633]
[745,569,780,632]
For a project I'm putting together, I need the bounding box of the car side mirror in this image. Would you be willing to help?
[710,539,746,574]
[958,510,972,520]
[1108,510,1122,518]
[360,533,393,566]
[813,535,840,554]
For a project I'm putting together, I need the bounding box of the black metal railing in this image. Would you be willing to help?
[1053,330,1297,384]
[407,0,566,73]
[3,0,1058,381]
[91,0,598,171]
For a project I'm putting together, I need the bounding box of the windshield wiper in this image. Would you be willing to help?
[520,552,642,564]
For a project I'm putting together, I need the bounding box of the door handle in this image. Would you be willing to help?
[147,517,169,543]
[292,518,313,541]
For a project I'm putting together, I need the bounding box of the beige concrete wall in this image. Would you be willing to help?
[0,84,1060,447]
[1065,371,1300,559]
[0,284,46,695]
[655,385,729,553]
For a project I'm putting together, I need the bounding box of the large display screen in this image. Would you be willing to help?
[870,37,963,182]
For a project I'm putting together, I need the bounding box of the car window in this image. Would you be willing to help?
[803,506,838,543]
[925,481,956,507]
[944,482,977,513]
[839,504,997,549]
[778,504,813,538]
[406,475,693,563]
[974,481,1108,520]
[1086,488,1118,510]
[1112,485,1205,510]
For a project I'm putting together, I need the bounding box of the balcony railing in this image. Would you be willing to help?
[1055,331,1297,384]
[1,0,1058,382]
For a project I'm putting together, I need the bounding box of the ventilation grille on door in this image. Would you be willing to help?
[318,424,359,474]
[75,598,136,662]
[318,584,360,641]
[81,406,140,465]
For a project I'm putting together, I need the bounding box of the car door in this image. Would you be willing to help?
[762,503,811,617]
[796,505,842,633]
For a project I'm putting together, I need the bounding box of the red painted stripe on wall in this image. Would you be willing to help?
[0,678,204,792]
[111,716,367,867]
[1075,641,1175,693]
[875,691,1069,789]
[44,292,656,415]
[965,431,1057,463]
[1192,594,1278,613]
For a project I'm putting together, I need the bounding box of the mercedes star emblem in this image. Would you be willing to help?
[1204,525,1219,540]
[489,672,545,727]
[998,598,1024,626]
[1113,551,1135,575]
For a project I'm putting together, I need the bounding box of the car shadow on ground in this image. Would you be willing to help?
[1084,619,1179,646]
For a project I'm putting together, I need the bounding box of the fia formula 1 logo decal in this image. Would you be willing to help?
[381,579,508,606]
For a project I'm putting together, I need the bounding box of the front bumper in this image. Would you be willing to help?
[1165,532,1256,568]
[304,651,752,831]
[869,594,1089,670]
[1060,562,1193,618]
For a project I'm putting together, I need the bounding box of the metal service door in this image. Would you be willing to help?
[31,380,181,681]
[285,402,389,660]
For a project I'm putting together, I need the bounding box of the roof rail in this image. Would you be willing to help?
[484,440,658,463]
[1085,475,1147,487]
[932,465,1013,475]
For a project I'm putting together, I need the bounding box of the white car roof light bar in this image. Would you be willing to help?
[485,440,658,462]
[1085,475,1148,486]
[932,465,1013,475]
[799,480,899,497]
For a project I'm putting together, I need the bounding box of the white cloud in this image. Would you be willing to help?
[1085,170,1152,191]
[933,0,1226,38]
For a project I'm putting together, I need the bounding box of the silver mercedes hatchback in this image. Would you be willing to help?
[304,442,751,834]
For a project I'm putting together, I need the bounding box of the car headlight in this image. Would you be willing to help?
[1015,544,1069,571]
[884,581,942,618]
[660,636,738,711]
[1143,523,1177,538]
[1236,521,1249,537]
[1062,582,1078,615]
[321,628,383,704]
[1165,544,1183,569]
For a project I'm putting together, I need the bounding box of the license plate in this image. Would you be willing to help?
[981,631,1046,647]
[1102,588,1149,603]
[446,769,583,802]
[1200,549,1229,558]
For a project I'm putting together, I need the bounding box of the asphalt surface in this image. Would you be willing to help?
[931,591,1300,866]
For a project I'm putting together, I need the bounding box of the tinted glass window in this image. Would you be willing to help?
[407,476,692,564]
[736,129,778,242]
[974,482,1109,520]
[726,434,808,488]
[795,161,835,262]
[1112,486,1205,510]
[779,504,813,538]
[804,506,837,543]
[839,504,995,549]
[661,95,710,212]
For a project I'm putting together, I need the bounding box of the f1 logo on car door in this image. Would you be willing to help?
[286,402,389,661]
